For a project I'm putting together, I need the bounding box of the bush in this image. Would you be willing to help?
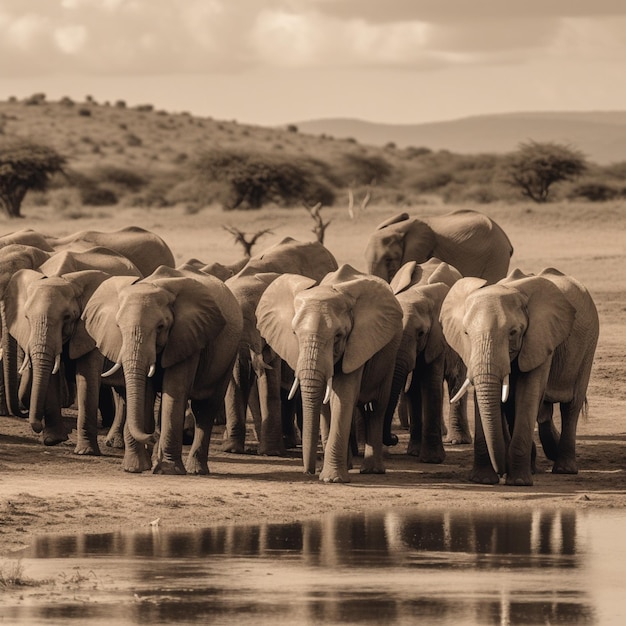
[78,107,91,117]
[337,153,393,185]
[90,165,147,192]
[568,182,620,202]
[190,148,335,210]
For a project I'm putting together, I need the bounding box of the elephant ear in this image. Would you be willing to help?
[5,269,45,351]
[82,275,140,362]
[376,212,410,230]
[427,261,463,288]
[390,261,421,294]
[420,282,452,364]
[158,277,227,369]
[256,274,318,371]
[332,272,403,374]
[439,277,488,363]
[63,270,112,360]
[508,275,576,372]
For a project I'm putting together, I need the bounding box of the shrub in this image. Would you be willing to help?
[80,186,118,206]
[338,153,393,185]
[78,107,92,117]
[115,100,127,108]
[90,165,147,192]
[568,182,620,202]
[190,148,335,210]
[125,133,142,147]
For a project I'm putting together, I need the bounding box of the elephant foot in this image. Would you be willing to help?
[220,437,246,454]
[552,459,578,474]
[185,456,210,475]
[258,443,286,457]
[359,452,386,474]
[406,440,421,457]
[42,428,69,446]
[319,467,351,483]
[443,430,472,445]
[469,464,499,485]
[283,435,300,449]
[419,446,446,464]
[122,450,152,473]
[74,441,102,456]
[505,472,534,486]
[105,432,125,449]
[152,459,187,475]
[383,432,399,447]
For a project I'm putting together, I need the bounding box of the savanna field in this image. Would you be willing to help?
[0,98,625,556]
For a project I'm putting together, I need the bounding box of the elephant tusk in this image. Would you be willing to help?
[287,377,300,400]
[450,378,471,404]
[147,363,156,378]
[502,375,510,403]
[0,347,3,361]
[52,354,61,375]
[18,355,31,374]
[323,378,332,404]
[102,362,122,378]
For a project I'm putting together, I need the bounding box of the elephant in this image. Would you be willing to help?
[178,257,248,282]
[440,268,599,486]
[82,265,243,475]
[385,258,467,462]
[364,209,513,285]
[5,269,115,450]
[222,237,338,457]
[256,264,403,482]
[4,248,144,452]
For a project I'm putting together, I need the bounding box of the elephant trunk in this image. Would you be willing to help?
[473,373,507,476]
[296,339,328,475]
[122,327,155,446]
[27,317,57,433]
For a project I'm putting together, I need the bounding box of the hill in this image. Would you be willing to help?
[0,96,624,215]
[294,111,626,165]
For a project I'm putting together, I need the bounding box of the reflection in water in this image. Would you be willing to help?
[2,508,621,625]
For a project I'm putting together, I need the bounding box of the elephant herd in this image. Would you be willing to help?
[0,209,599,487]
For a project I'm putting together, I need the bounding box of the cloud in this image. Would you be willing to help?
[0,0,624,77]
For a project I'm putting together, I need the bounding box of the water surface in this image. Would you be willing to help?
[2,508,625,625]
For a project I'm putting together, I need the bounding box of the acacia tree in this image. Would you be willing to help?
[0,139,66,218]
[502,141,587,203]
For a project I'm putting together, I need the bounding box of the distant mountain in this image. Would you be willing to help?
[294,111,626,165]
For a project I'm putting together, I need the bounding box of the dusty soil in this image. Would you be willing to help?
[1,200,625,556]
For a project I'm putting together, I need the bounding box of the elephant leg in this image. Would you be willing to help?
[1,305,25,417]
[506,367,549,486]
[257,352,286,457]
[319,370,362,483]
[406,378,422,457]
[360,403,386,475]
[221,357,252,454]
[537,401,559,461]
[153,359,198,475]
[418,359,446,464]
[397,392,409,429]
[41,373,69,447]
[98,386,115,429]
[185,398,213,475]
[552,401,580,474]
[280,385,301,449]
[105,388,126,449]
[469,395,499,485]
[73,351,104,456]
[444,356,472,444]
[320,402,331,451]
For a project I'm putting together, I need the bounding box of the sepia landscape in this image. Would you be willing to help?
[0,97,624,561]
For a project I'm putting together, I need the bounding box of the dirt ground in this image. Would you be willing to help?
[0,200,625,556]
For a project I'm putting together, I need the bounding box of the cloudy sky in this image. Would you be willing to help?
[1,0,625,126]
